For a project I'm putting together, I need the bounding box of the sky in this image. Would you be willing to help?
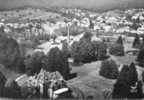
[0,0,144,11]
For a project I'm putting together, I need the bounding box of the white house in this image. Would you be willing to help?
[80,17,90,28]
[41,22,59,35]
[137,26,144,34]
[35,41,63,54]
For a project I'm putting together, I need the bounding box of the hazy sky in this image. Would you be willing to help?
[0,0,144,11]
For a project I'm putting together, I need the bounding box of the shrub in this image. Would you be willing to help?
[99,59,119,79]
[109,43,125,56]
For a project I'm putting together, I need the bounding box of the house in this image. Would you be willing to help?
[56,21,66,28]
[80,17,90,28]
[94,25,101,31]
[35,41,63,54]
[15,74,29,87]
[106,17,118,24]
[137,26,144,34]
[41,22,59,35]
[103,25,112,32]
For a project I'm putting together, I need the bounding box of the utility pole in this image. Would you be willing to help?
[67,23,70,46]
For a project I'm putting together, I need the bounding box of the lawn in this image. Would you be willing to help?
[68,61,116,99]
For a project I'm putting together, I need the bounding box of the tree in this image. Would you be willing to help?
[112,80,130,99]
[136,81,143,98]
[118,65,130,84]
[89,20,94,29]
[0,71,6,97]
[109,43,125,56]
[81,31,92,42]
[15,57,25,73]
[99,59,119,79]
[112,65,131,99]
[137,48,144,67]
[47,47,70,80]
[92,41,107,60]
[133,34,140,48]
[4,79,21,98]
[79,39,96,63]
[130,20,141,30]
[128,62,138,86]
[0,36,21,69]
[24,57,42,76]
[142,71,144,82]
[128,81,143,99]
[71,41,82,63]
[116,36,123,45]
[71,39,96,63]
[71,39,107,63]
[112,64,141,99]
[24,51,46,76]
[62,41,70,58]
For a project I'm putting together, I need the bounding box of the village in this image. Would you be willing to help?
[0,7,144,99]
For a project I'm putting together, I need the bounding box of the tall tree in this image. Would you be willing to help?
[136,81,143,98]
[47,47,70,80]
[133,34,140,48]
[0,71,6,97]
[116,36,123,45]
[109,43,125,56]
[112,65,131,99]
[128,62,138,86]
[89,20,94,29]
[137,48,144,67]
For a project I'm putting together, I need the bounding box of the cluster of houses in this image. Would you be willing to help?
[0,8,144,56]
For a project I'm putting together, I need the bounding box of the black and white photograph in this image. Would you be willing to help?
[0,0,144,99]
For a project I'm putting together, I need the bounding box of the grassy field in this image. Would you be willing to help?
[67,42,140,99]
[68,61,115,99]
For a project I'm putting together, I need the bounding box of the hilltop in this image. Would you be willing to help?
[0,0,144,12]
